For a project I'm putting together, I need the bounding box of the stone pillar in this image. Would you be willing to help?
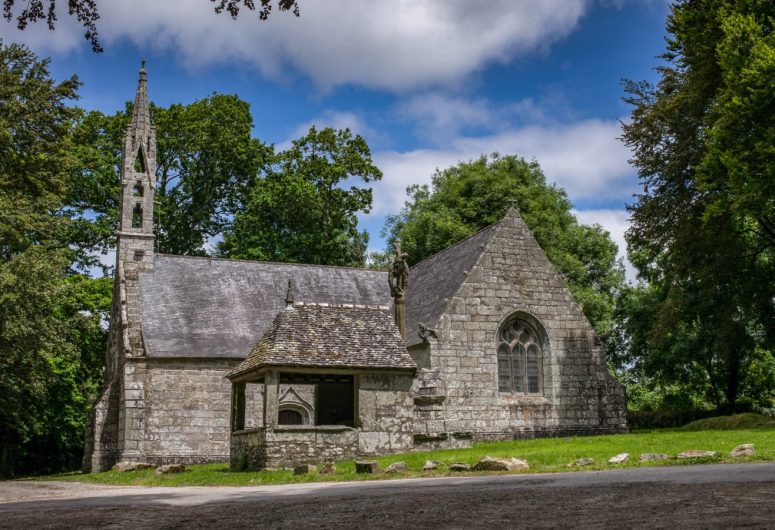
[388,239,409,340]
[264,371,280,429]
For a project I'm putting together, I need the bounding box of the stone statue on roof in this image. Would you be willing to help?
[388,238,409,339]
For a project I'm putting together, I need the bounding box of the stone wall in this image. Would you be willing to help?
[264,427,359,469]
[116,358,262,465]
[82,379,120,473]
[231,373,416,470]
[419,210,627,439]
[230,428,266,470]
[357,374,415,455]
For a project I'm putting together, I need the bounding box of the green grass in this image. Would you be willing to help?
[31,418,775,487]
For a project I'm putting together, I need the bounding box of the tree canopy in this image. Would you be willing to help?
[619,0,775,409]
[219,126,382,267]
[0,42,109,476]
[383,154,625,335]
[69,94,270,267]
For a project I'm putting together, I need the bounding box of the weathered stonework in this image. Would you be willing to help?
[405,209,627,442]
[85,65,626,473]
[230,373,416,470]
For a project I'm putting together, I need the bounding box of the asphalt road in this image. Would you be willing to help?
[2,463,774,528]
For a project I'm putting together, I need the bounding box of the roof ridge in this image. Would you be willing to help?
[155,253,386,274]
[292,301,391,310]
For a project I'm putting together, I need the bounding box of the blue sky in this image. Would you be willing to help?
[2,0,671,278]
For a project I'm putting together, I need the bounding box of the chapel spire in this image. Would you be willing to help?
[130,60,151,132]
[117,60,156,265]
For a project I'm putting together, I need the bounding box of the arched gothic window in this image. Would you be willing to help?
[497,317,543,394]
[134,146,147,173]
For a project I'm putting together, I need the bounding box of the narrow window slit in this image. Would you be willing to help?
[132,204,143,229]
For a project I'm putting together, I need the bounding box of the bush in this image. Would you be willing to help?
[627,409,719,429]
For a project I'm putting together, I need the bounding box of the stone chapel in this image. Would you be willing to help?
[83,65,627,472]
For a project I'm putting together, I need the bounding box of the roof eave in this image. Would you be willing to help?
[226,363,417,382]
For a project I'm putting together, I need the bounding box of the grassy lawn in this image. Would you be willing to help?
[34,414,775,487]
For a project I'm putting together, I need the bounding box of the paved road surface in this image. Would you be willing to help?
[1,463,773,528]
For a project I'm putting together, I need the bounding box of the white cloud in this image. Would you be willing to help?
[0,11,85,54]
[277,110,381,150]
[394,92,570,144]
[4,0,590,91]
[395,94,497,142]
[370,118,635,216]
[573,208,636,282]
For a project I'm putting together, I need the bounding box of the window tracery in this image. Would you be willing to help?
[497,317,542,394]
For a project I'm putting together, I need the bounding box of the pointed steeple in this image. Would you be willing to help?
[131,60,151,132]
[117,60,156,267]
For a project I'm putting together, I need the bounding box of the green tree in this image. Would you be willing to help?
[621,0,774,409]
[0,42,109,476]
[383,154,625,335]
[220,126,382,267]
[69,94,270,266]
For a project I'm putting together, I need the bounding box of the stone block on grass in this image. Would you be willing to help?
[423,460,441,471]
[473,456,529,471]
[355,461,379,474]
[639,453,669,462]
[155,464,186,475]
[676,450,718,459]
[385,462,407,473]
[294,464,316,475]
[449,463,470,472]
[608,453,629,464]
[112,462,155,472]
[730,444,755,457]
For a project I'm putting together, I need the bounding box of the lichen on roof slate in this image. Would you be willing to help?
[138,255,391,358]
[404,224,496,346]
[229,303,416,378]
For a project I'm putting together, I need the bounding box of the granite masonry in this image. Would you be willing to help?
[83,65,627,472]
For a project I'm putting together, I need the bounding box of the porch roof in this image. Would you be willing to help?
[227,302,416,379]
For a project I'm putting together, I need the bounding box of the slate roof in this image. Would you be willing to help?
[404,223,496,347]
[228,303,416,378]
[138,255,390,358]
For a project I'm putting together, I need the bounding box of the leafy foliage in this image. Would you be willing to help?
[212,0,299,20]
[220,126,382,267]
[0,42,108,476]
[0,40,77,259]
[2,0,299,52]
[383,154,625,334]
[70,94,270,266]
[620,0,775,408]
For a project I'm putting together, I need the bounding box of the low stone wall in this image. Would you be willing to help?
[264,427,359,469]
[230,428,266,470]
[232,426,360,470]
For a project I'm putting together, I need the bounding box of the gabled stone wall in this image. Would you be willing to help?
[414,210,627,439]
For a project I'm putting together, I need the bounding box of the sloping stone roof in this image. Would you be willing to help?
[229,303,416,378]
[138,255,390,358]
[404,223,497,347]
